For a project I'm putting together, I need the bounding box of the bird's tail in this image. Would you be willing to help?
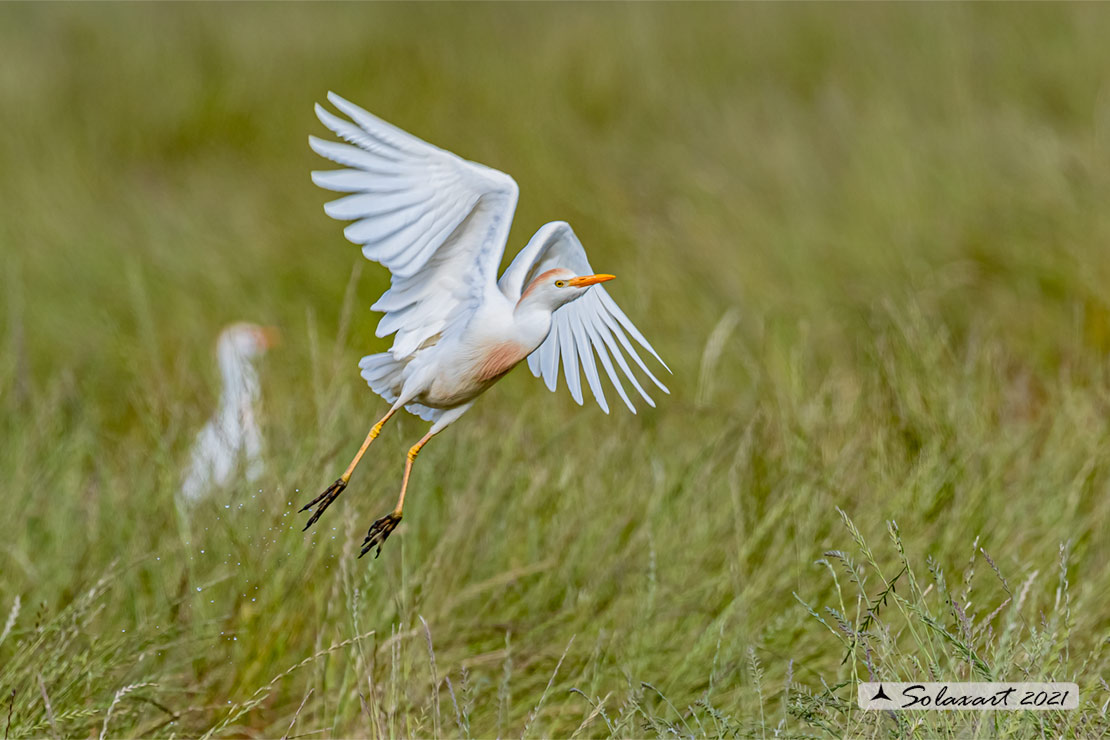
[358,353,443,422]
[359,352,406,401]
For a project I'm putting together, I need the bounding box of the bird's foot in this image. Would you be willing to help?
[359,512,402,559]
[299,478,347,531]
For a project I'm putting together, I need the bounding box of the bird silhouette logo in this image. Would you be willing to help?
[872,684,892,702]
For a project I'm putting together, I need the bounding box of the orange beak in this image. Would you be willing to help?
[567,274,615,287]
[255,326,281,349]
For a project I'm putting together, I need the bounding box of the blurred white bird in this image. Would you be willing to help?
[301,93,670,557]
[179,323,278,504]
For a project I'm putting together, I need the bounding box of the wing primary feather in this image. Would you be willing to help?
[386,201,475,277]
[391,192,478,266]
[371,285,417,314]
[312,169,409,194]
[315,104,406,163]
[309,136,400,176]
[348,198,447,257]
[362,225,448,276]
[527,352,543,380]
[324,190,436,221]
[557,312,584,405]
[375,302,416,337]
[568,311,610,414]
[577,308,639,412]
[588,312,655,407]
[596,289,672,374]
[345,210,424,254]
[540,333,560,391]
[371,201,457,273]
[327,93,432,157]
[596,306,670,394]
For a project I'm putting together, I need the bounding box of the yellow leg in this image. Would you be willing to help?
[392,429,435,516]
[361,428,437,558]
[341,408,396,483]
[301,407,398,528]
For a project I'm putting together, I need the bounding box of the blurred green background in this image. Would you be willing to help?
[2,3,1110,737]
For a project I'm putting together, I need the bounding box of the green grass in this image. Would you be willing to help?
[3,3,1110,737]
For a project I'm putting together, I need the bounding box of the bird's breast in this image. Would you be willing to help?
[414,338,533,409]
[474,340,531,382]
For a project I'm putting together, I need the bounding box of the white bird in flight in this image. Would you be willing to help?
[180,322,278,504]
[301,93,669,557]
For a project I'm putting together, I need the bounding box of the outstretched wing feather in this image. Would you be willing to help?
[568,310,610,414]
[311,93,519,363]
[508,222,670,413]
[583,303,655,408]
[595,301,670,393]
[558,311,584,406]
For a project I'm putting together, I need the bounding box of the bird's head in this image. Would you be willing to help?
[219,322,280,362]
[519,268,615,312]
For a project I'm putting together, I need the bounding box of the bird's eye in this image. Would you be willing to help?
[554,280,566,288]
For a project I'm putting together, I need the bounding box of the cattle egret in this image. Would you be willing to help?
[179,323,278,503]
[302,93,669,557]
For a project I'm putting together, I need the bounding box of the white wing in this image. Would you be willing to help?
[311,93,519,359]
[500,222,670,414]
